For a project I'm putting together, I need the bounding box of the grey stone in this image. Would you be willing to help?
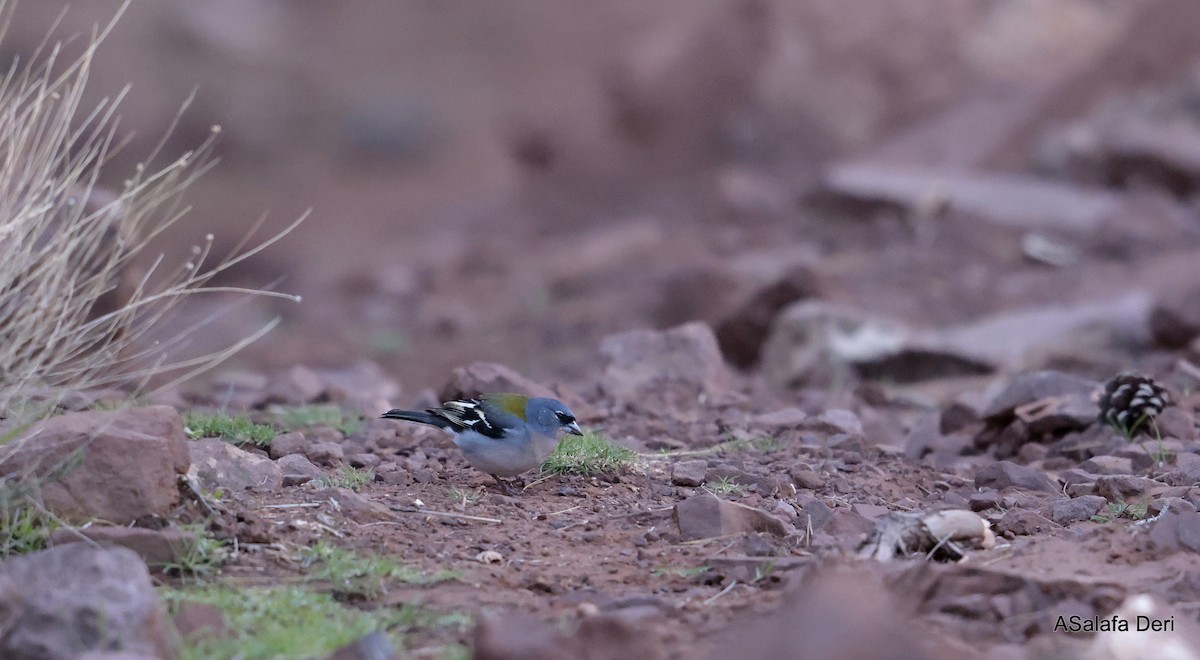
[189,438,283,493]
[1050,496,1106,525]
[1094,474,1162,501]
[278,453,323,486]
[1078,455,1134,475]
[975,461,1060,493]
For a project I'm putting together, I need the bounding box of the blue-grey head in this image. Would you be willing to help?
[525,397,583,437]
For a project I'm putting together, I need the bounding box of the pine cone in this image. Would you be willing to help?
[1098,374,1171,436]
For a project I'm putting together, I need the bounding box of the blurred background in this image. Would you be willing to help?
[7,0,1200,393]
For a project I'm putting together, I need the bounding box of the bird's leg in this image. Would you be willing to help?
[490,474,519,495]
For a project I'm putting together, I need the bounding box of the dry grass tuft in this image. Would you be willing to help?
[0,1,305,422]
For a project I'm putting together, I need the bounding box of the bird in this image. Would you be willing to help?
[381,393,582,493]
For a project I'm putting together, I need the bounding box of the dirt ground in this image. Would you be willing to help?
[10,1,1200,658]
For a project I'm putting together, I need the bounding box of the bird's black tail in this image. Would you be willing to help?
[380,409,452,429]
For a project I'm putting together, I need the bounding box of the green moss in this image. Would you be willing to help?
[184,411,276,448]
[540,432,637,476]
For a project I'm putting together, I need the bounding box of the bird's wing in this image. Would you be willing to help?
[431,399,510,439]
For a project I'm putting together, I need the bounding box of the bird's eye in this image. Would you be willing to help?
[555,412,575,424]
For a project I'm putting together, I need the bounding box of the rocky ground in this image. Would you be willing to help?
[7,1,1200,659]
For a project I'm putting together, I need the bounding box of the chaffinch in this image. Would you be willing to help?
[381,393,582,492]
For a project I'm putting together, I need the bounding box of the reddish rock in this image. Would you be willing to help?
[1150,288,1200,349]
[0,406,189,524]
[670,460,707,487]
[600,322,732,408]
[473,611,664,660]
[708,567,939,660]
[326,631,397,660]
[0,545,177,658]
[49,525,196,568]
[172,601,232,643]
[306,442,347,468]
[267,431,308,459]
[996,509,1060,536]
[674,492,788,541]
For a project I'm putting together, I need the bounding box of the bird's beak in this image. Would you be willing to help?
[564,421,583,436]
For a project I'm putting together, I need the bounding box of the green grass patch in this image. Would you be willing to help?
[1092,501,1149,523]
[319,465,375,491]
[0,481,57,558]
[184,411,276,448]
[300,541,457,598]
[162,584,468,660]
[706,476,746,497]
[274,404,362,436]
[651,565,710,579]
[162,525,228,581]
[540,432,637,476]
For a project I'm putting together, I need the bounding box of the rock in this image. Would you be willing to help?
[306,442,346,468]
[1155,406,1198,442]
[974,461,1060,493]
[670,460,707,487]
[751,408,809,430]
[261,364,326,405]
[599,322,732,407]
[1147,511,1200,553]
[1050,496,1106,525]
[939,399,980,435]
[810,409,863,437]
[474,611,664,660]
[439,362,557,403]
[267,431,308,459]
[318,488,394,523]
[931,295,1150,372]
[326,630,397,660]
[789,465,825,491]
[188,438,283,493]
[981,371,1100,425]
[347,453,382,470]
[996,509,1061,536]
[1147,288,1200,350]
[172,601,231,643]
[0,406,189,524]
[48,526,196,568]
[707,567,936,660]
[673,492,788,541]
[312,361,403,415]
[760,301,991,387]
[1163,461,1200,487]
[0,545,177,658]
[375,463,413,486]
[1094,475,1161,501]
[278,453,324,486]
[820,163,1120,232]
[715,266,820,368]
[1078,455,1134,475]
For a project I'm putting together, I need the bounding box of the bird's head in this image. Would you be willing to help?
[526,397,583,437]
